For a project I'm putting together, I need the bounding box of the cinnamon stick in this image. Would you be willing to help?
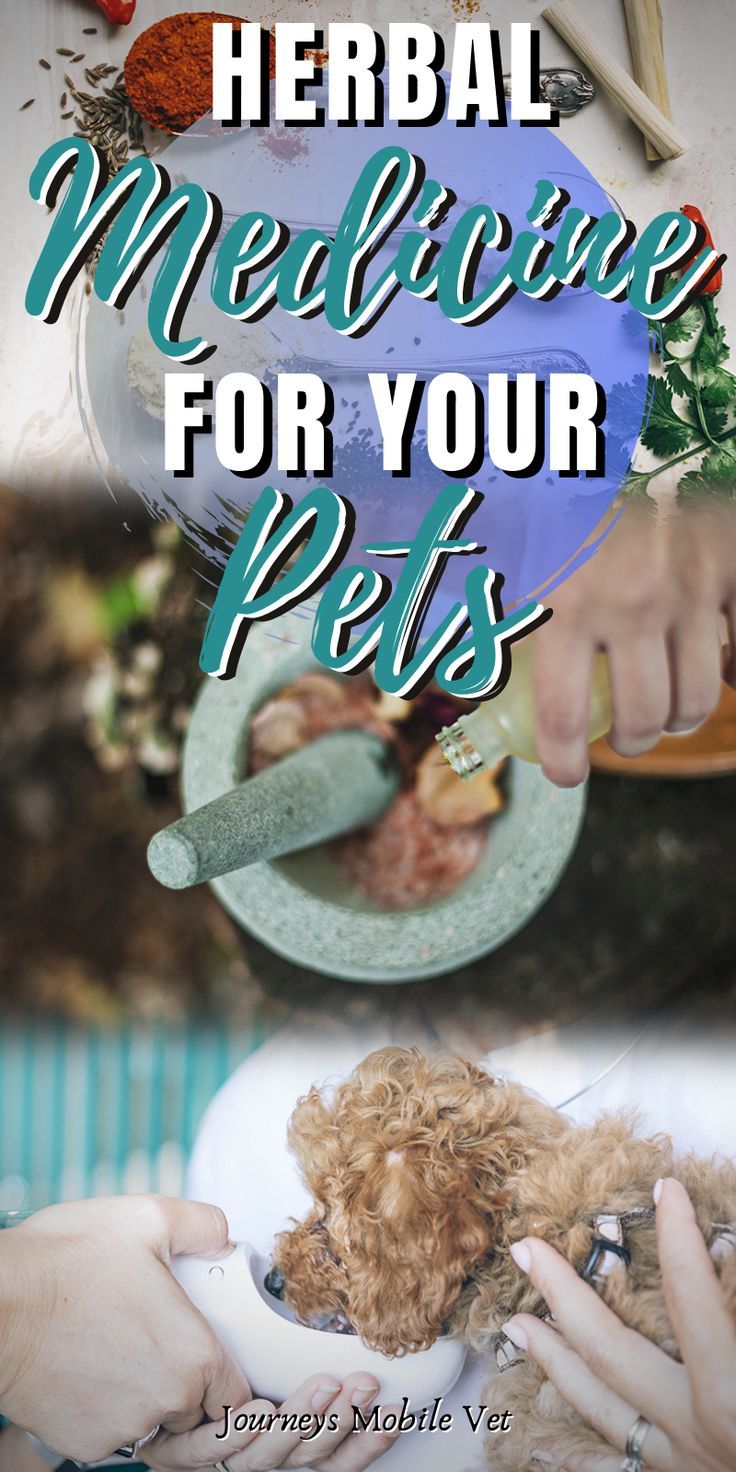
[542,0,687,160]
[623,0,673,161]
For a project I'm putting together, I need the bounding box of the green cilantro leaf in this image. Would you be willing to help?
[640,378,697,457]
[679,443,736,498]
[706,443,736,473]
[697,322,729,370]
[699,363,736,407]
[605,374,650,443]
[665,358,696,400]
[662,304,701,347]
[622,472,655,504]
[621,308,650,344]
[701,402,728,438]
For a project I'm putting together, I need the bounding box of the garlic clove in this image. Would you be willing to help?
[416,746,505,826]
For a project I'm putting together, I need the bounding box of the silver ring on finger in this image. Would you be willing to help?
[620,1413,652,1471]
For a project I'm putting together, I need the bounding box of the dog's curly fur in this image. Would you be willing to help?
[271,1046,736,1470]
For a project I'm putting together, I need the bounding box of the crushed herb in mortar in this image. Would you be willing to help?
[250,675,506,910]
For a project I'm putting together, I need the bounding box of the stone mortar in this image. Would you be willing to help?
[180,613,587,983]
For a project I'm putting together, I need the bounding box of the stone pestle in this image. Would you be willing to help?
[147,729,399,891]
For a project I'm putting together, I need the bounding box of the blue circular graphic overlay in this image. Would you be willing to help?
[81,88,650,613]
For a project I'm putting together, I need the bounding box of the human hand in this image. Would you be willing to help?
[143,1371,400,1471]
[532,501,736,786]
[501,1178,736,1471]
[0,1195,250,1463]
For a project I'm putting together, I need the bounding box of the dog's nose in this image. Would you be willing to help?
[264,1267,286,1300]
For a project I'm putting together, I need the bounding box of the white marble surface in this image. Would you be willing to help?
[1,0,733,497]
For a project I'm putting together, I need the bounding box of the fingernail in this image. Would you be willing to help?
[381,1404,403,1435]
[510,1240,532,1273]
[351,1382,379,1407]
[653,1178,663,1205]
[312,1380,341,1411]
[502,1319,528,1350]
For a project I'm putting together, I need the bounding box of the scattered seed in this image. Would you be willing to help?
[61,110,74,120]
[83,27,97,35]
[61,91,67,105]
[57,47,75,57]
[39,58,51,70]
[62,60,148,253]
[73,53,85,64]
[20,98,35,110]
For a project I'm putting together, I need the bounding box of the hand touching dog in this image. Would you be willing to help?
[142,1372,400,1472]
[269,1048,736,1472]
[502,1179,736,1472]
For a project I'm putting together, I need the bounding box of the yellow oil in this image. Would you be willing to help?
[437,648,612,777]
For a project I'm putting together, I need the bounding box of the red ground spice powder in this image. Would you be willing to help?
[124,12,276,134]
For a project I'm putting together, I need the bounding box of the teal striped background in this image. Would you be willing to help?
[0,1019,268,1211]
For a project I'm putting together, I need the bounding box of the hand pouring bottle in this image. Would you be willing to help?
[437,646,612,778]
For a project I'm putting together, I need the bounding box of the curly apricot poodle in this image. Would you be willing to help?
[268,1047,736,1470]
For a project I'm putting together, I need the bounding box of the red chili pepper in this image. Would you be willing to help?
[679,204,722,295]
[90,0,136,24]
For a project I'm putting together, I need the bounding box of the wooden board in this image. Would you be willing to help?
[590,683,736,777]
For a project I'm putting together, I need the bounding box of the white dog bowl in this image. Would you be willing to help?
[173,1241,467,1405]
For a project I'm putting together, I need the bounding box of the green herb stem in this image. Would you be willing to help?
[628,423,736,486]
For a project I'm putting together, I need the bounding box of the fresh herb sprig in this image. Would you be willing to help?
[623,279,736,503]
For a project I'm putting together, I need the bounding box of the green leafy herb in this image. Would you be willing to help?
[621,285,736,505]
[697,322,729,370]
[640,378,696,457]
[663,357,695,401]
[661,305,700,347]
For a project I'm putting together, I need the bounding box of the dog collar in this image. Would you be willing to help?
[494,1208,736,1373]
